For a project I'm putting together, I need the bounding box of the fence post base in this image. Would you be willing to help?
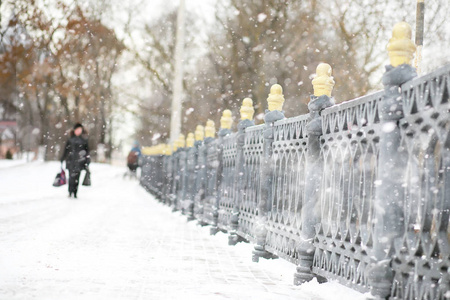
[252,216,278,262]
[252,245,277,262]
[294,239,316,285]
[210,226,219,235]
[228,232,245,245]
[368,259,393,299]
[228,209,241,245]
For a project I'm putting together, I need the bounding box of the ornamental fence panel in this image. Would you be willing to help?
[194,140,208,221]
[203,139,219,226]
[237,124,264,243]
[139,64,450,300]
[312,91,383,293]
[161,155,173,204]
[176,149,187,211]
[218,133,238,231]
[184,145,199,219]
[139,155,151,192]
[264,114,309,264]
[170,150,181,209]
[391,64,450,300]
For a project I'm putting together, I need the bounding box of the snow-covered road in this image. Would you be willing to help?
[0,161,366,300]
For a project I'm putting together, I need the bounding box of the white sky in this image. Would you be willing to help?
[105,0,218,152]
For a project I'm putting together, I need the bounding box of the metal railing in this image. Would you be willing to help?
[238,124,264,243]
[391,65,450,300]
[265,114,309,264]
[218,132,238,232]
[312,91,384,292]
[139,53,449,300]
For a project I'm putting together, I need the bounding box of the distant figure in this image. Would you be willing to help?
[5,149,13,159]
[127,141,141,177]
[60,123,90,198]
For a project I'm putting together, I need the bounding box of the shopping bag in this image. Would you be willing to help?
[53,168,66,187]
[82,167,91,186]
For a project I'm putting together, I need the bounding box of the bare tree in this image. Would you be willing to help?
[126,8,200,143]
[0,0,124,160]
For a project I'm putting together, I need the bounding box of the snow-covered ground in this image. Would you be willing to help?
[0,157,34,169]
[0,160,368,300]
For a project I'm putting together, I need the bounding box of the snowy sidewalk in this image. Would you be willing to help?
[0,161,366,300]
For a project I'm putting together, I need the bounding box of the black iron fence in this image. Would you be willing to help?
[138,24,449,300]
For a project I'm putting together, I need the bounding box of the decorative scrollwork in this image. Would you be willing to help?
[312,92,382,293]
[203,139,219,226]
[265,114,309,263]
[218,133,238,230]
[401,64,450,116]
[392,64,450,300]
[139,64,450,300]
[238,124,264,242]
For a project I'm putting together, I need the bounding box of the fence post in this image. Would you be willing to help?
[210,110,233,235]
[162,144,172,205]
[180,135,188,212]
[294,63,336,284]
[138,151,147,190]
[184,133,195,217]
[229,98,255,245]
[253,84,285,262]
[194,125,207,223]
[201,120,216,225]
[152,144,164,199]
[172,134,185,212]
[368,22,417,299]
[167,141,179,207]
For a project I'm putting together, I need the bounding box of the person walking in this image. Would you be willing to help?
[60,123,90,198]
[126,141,141,177]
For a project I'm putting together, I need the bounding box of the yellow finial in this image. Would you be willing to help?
[142,144,168,155]
[205,120,215,138]
[164,144,172,155]
[267,84,285,111]
[149,145,155,155]
[240,98,255,120]
[177,134,185,148]
[220,109,232,129]
[173,135,184,151]
[312,63,335,97]
[387,22,416,67]
[186,133,195,147]
[156,144,166,155]
[153,145,159,155]
[141,146,152,155]
[195,125,204,141]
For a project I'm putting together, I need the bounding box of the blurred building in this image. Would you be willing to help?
[0,120,18,159]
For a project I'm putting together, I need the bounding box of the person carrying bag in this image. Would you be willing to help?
[60,123,91,198]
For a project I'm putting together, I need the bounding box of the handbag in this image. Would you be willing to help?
[53,165,67,187]
[82,167,91,186]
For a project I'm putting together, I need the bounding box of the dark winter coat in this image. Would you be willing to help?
[60,132,90,172]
